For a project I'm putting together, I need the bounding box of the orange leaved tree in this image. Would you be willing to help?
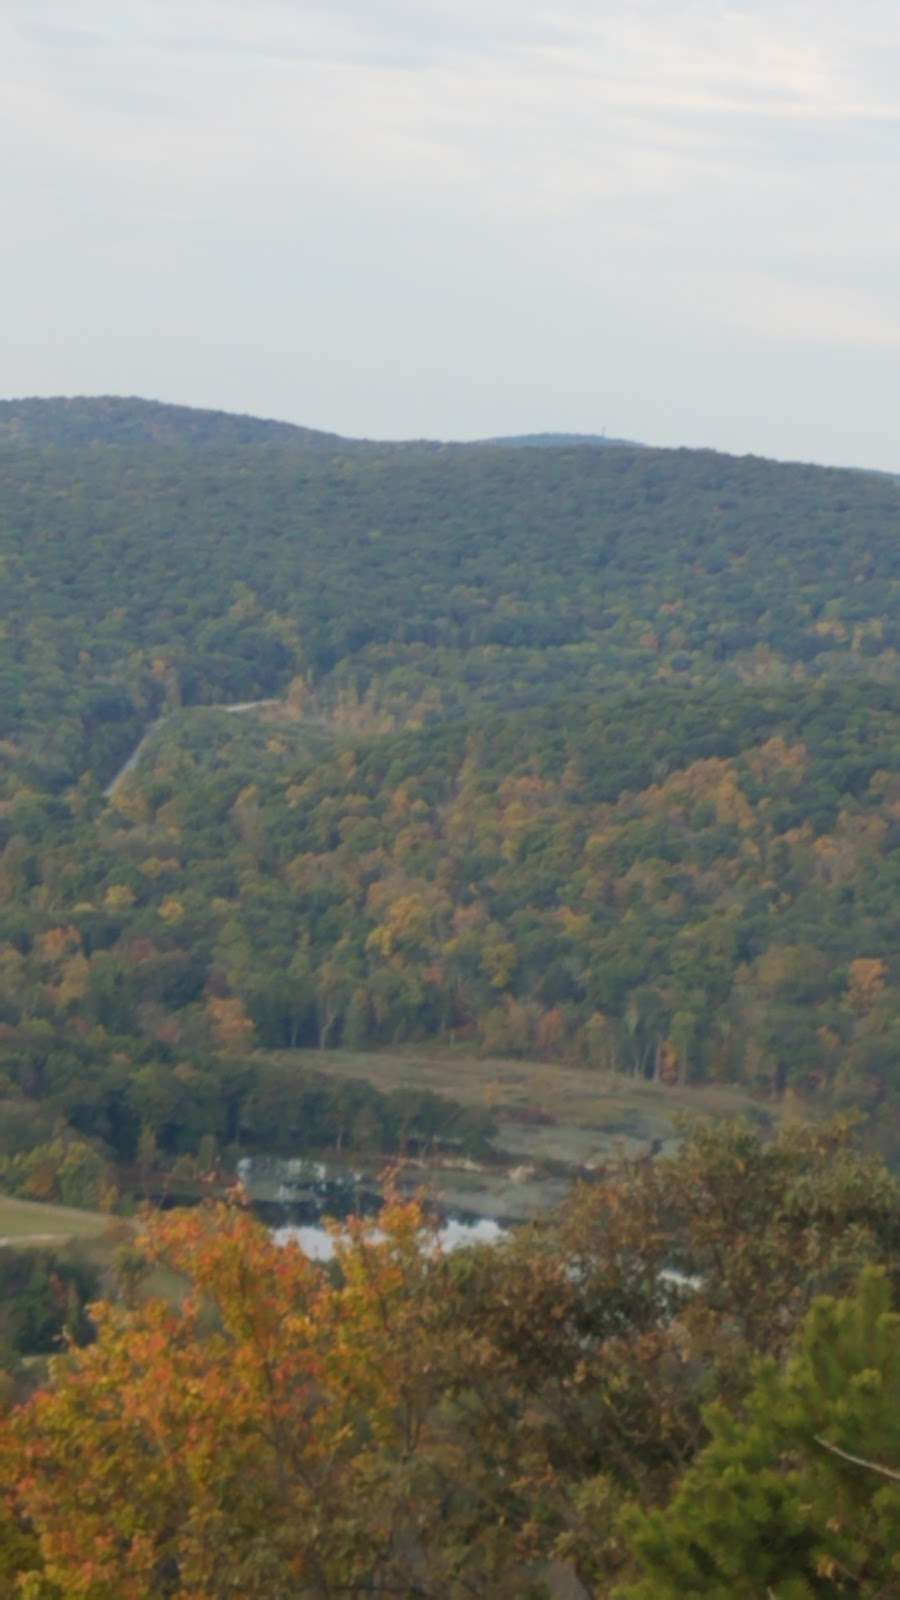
[1,1194,550,1599]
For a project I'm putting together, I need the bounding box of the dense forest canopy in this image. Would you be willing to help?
[2,395,900,1180]
[3,397,900,797]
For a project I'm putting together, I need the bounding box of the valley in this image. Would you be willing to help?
[1,397,899,1598]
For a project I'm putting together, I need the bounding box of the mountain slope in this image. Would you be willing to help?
[0,397,643,454]
[0,395,349,450]
[3,396,900,1165]
[2,399,899,795]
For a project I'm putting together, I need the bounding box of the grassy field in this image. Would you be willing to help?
[261,1045,786,1220]
[0,1196,192,1313]
[0,1195,111,1246]
[270,1044,775,1152]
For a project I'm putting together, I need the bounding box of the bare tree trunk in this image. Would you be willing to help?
[318,1005,337,1050]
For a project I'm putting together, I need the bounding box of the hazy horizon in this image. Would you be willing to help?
[4,2,900,473]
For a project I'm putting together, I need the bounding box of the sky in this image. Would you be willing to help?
[3,1,900,469]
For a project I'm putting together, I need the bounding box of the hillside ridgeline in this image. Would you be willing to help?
[2,397,900,1186]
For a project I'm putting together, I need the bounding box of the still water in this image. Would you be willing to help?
[273,1216,503,1261]
[237,1156,504,1260]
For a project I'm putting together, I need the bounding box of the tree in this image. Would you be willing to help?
[1,1197,535,1598]
[206,995,256,1051]
[619,1269,900,1598]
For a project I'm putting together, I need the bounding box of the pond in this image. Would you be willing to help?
[237,1155,505,1260]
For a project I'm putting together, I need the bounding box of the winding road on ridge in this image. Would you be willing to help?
[103,699,279,798]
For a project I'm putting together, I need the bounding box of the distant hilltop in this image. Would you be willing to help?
[474,431,643,450]
[0,395,343,450]
[2,394,892,477]
[0,395,643,455]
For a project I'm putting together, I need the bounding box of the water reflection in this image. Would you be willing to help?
[238,1157,505,1260]
[273,1216,503,1261]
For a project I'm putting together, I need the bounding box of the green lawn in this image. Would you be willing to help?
[267,1043,779,1157]
[0,1197,191,1309]
[0,1196,110,1246]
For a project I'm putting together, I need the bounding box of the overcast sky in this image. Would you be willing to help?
[3,1,900,468]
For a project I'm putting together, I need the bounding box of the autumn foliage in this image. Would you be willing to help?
[1,1123,898,1598]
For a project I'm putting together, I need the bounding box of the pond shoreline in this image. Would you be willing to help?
[236,1151,577,1236]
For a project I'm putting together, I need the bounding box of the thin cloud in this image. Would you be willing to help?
[2,1,900,468]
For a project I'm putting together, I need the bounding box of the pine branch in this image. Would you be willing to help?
[813,1435,900,1484]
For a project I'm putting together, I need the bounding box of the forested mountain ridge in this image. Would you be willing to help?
[0,397,639,453]
[0,395,350,450]
[3,396,900,798]
[477,430,642,448]
[4,396,900,1187]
